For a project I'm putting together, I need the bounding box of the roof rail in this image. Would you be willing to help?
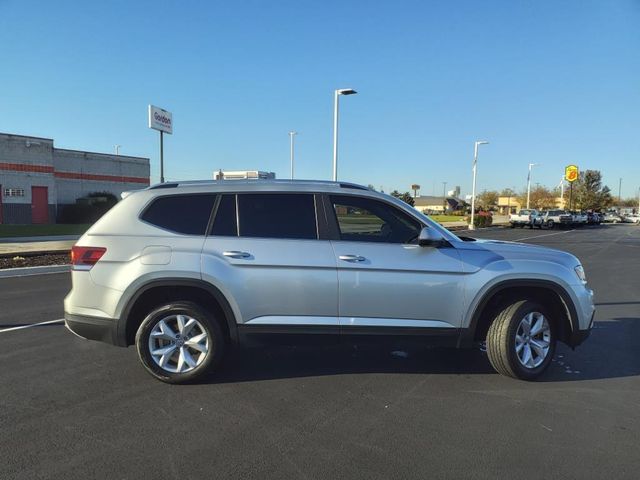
[146,179,371,191]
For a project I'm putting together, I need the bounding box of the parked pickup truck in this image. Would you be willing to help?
[540,210,572,229]
[569,211,588,225]
[509,209,543,229]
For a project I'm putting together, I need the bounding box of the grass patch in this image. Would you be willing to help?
[428,215,467,223]
[0,224,90,238]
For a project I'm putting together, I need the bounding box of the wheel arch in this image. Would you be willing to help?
[117,278,239,347]
[459,279,579,348]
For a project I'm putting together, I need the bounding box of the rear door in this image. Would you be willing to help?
[201,192,338,330]
[326,194,465,332]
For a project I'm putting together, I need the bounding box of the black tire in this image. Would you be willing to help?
[546,220,554,229]
[510,223,516,228]
[486,299,556,380]
[135,301,226,384]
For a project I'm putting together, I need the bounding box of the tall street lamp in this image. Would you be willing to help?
[469,141,489,230]
[332,88,357,181]
[288,131,298,180]
[526,163,540,209]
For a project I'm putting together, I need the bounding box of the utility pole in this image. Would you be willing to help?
[442,182,448,212]
[114,145,121,156]
[619,178,622,204]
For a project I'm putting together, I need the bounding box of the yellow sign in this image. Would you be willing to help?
[565,165,579,183]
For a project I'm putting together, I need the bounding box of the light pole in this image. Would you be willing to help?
[114,145,121,155]
[332,88,357,181]
[469,141,489,230]
[288,131,297,180]
[442,182,448,212]
[526,163,540,209]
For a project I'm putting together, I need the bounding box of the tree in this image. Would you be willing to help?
[517,186,557,210]
[390,190,415,207]
[411,184,421,198]
[620,197,639,208]
[565,170,613,211]
[367,184,377,191]
[476,190,499,210]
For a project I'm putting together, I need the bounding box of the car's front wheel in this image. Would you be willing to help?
[486,300,556,380]
[135,301,226,383]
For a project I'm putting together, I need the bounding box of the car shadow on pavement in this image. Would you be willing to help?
[539,318,640,383]
[203,318,640,384]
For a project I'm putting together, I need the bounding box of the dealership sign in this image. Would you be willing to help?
[565,165,579,183]
[148,105,173,134]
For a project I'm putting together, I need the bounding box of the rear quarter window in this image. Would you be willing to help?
[141,194,216,235]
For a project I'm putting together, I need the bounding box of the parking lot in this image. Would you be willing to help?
[1,224,639,479]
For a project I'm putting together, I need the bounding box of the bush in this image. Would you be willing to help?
[57,192,119,224]
[473,211,493,228]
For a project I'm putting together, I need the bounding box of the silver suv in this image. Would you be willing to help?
[64,180,595,383]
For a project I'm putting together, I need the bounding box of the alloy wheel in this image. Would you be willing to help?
[148,315,210,373]
[514,312,551,369]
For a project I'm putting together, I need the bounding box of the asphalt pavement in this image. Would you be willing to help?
[1,224,639,479]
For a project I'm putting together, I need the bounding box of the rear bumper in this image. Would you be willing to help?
[64,312,121,346]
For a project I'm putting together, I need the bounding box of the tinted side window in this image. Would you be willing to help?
[211,194,237,236]
[238,194,317,239]
[141,194,216,235]
[330,195,421,244]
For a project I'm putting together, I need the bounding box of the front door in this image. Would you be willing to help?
[327,194,465,331]
[201,193,338,330]
[31,186,49,224]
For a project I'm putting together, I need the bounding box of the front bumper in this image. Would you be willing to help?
[64,313,121,346]
[569,310,594,347]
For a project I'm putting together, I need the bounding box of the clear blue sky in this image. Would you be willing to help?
[1,0,639,197]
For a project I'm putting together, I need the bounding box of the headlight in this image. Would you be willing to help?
[574,265,587,284]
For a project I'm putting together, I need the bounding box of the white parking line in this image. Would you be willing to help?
[514,229,575,242]
[0,318,64,333]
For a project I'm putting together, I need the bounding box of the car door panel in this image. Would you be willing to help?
[332,241,465,327]
[326,194,466,330]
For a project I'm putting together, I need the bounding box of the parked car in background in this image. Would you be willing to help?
[587,212,602,225]
[540,210,572,229]
[569,211,588,225]
[509,209,543,229]
[623,214,640,224]
[602,213,623,223]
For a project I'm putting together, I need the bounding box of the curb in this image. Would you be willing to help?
[0,249,71,258]
[0,264,70,278]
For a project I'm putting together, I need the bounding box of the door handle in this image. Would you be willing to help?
[223,251,251,259]
[339,254,366,262]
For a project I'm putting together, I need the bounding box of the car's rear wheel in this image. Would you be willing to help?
[135,301,225,383]
[546,219,555,229]
[486,300,556,380]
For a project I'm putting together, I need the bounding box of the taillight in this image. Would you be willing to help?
[71,246,106,270]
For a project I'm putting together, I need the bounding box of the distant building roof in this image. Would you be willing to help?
[414,195,462,207]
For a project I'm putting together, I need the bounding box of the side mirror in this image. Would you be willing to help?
[418,227,446,247]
